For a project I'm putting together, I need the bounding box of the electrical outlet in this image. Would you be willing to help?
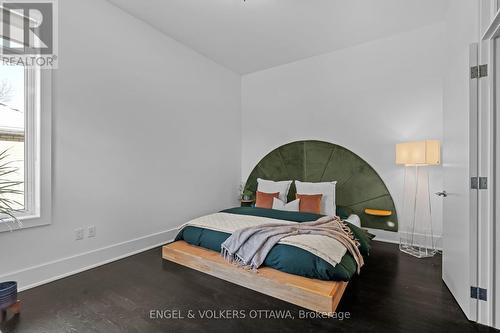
[75,228,84,240]
[88,225,96,238]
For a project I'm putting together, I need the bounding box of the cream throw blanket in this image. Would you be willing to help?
[180,213,364,272]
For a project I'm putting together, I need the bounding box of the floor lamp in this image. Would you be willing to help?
[396,140,440,258]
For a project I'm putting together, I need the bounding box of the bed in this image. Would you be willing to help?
[163,140,398,313]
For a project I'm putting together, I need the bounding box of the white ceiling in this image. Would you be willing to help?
[108,0,448,74]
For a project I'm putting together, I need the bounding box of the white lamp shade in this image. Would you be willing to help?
[396,140,440,166]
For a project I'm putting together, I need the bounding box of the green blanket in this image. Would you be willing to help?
[175,207,373,281]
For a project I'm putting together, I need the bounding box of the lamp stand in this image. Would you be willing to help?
[399,165,437,258]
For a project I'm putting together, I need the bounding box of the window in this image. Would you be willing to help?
[0,62,40,223]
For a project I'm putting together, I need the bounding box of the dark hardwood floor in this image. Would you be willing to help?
[1,241,497,333]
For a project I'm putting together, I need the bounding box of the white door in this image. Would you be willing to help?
[443,1,499,327]
[441,44,479,322]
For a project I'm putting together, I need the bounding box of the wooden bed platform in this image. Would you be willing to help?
[162,241,348,313]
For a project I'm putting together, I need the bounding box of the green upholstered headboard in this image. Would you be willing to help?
[243,140,398,232]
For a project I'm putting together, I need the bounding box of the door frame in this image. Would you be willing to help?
[469,43,479,323]
[479,4,500,326]
[495,38,500,331]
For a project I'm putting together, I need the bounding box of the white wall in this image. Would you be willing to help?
[0,0,241,289]
[241,23,445,244]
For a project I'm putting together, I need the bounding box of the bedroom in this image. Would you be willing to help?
[0,0,499,332]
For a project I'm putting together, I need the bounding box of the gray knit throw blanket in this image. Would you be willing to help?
[220,215,364,274]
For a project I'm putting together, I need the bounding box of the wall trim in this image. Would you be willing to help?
[0,225,442,292]
[0,226,180,291]
[368,228,443,250]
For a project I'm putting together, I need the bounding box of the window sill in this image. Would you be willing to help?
[0,212,49,233]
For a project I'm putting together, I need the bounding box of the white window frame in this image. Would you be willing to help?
[17,66,41,220]
[0,65,51,232]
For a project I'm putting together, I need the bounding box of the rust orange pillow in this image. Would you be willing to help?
[296,194,323,214]
[255,191,280,209]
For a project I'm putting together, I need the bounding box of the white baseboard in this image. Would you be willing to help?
[367,228,443,250]
[0,227,180,292]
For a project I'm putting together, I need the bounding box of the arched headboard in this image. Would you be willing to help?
[243,140,398,232]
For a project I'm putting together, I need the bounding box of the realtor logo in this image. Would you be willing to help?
[0,0,58,68]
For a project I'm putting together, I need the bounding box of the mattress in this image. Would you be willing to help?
[174,207,373,281]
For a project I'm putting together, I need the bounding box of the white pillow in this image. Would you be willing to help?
[272,198,300,212]
[295,180,337,216]
[257,178,293,202]
[345,214,361,227]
